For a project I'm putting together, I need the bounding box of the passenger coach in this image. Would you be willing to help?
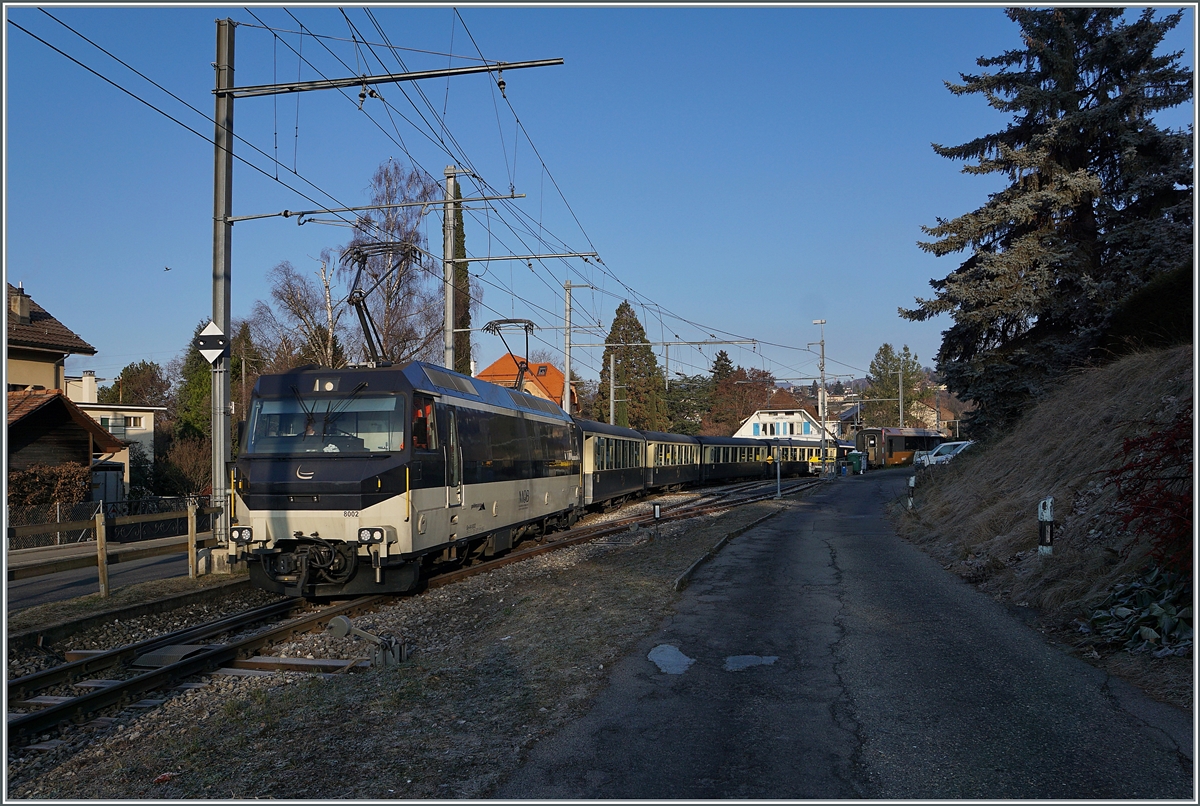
[577,419,646,509]
[642,430,701,490]
[697,435,770,483]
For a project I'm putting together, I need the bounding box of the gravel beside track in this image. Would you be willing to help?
[7,586,285,680]
[7,489,809,799]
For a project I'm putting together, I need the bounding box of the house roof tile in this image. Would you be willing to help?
[7,284,96,356]
[7,389,125,452]
[476,354,571,406]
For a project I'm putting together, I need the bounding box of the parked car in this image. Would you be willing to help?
[915,440,973,467]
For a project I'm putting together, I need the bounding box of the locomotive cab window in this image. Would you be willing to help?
[245,393,406,455]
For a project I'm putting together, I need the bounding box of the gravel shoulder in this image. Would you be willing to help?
[8,494,799,799]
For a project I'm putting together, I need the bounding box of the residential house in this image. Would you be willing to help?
[65,370,165,471]
[6,284,133,500]
[8,389,127,501]
[7,283,96,391]
[732,408,839,442]
[909,399,957,436]
[475,354,576,411]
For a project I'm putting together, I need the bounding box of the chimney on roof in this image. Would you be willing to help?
[82,370,98,404]
[9,286,31,325]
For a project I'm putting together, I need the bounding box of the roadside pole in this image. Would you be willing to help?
[94,510,109,598]
[187,499,198,579]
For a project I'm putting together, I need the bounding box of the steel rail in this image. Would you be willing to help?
[6,600,297,704]
[7,596,388,740]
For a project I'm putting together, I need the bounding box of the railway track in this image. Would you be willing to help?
[7,477,819,746]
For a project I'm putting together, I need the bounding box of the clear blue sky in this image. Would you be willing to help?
[5,5,1194,389]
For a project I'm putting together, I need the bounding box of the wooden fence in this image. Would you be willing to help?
[7,506,224,597]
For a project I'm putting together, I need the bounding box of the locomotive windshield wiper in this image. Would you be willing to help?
[322,381,368,435]
[290,385,318,435]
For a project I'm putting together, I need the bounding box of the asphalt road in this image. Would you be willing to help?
[496,470,1194,799]
[6,553,192,614]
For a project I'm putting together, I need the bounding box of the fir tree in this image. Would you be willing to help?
[171,320,214,441]
[710,350,735,384]
[861,344,924,428]
[594,301,668,429]
[901,8,1192,436]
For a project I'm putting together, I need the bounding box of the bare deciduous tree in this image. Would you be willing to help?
[250,257,348,371]
[343,159,442,364]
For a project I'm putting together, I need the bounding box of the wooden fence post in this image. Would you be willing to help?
[95,510,109,598]
[187,499,198,579]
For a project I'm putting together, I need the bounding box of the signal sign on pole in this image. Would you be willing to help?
[195,321,228,364]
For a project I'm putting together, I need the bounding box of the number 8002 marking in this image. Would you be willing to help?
[343,510,359,518]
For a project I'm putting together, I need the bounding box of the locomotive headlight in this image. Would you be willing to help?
[231,526,253,544]
[357,526,395,544]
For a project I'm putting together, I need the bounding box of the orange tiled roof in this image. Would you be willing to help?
[476,354,571,406]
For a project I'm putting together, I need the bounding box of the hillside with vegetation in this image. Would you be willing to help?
[896,345,1192,710]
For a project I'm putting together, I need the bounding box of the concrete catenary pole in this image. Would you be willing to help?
[443,166,457,370]
[813,319,827,477]
[609,352,616,425]
[211,19,235,546]
[563,282,571,411]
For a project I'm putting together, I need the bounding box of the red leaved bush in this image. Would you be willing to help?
[1106,400,1193,576]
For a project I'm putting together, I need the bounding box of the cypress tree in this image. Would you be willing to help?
[452,182,473,375]
[901,8,1192,436]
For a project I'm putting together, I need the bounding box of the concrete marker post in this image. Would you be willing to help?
[1038,496,1054,556]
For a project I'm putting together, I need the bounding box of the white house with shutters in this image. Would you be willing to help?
[733,409,838,442]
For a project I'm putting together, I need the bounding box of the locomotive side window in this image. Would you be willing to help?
[412,395,436,451]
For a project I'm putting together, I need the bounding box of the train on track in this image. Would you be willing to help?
[226,361,828,599]
[854,427,945,468]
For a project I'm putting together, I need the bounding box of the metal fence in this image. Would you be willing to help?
[6,496,212,551]
[7,502,101,549]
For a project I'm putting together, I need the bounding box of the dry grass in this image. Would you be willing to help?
[896,345,1193,708]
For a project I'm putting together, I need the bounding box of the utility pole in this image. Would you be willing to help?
[811,320,827,477]
[210,18,235,546]
[443,166,458,370]
[896,369,904,428]
[562,281,592,413]
[609,352,616,425]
